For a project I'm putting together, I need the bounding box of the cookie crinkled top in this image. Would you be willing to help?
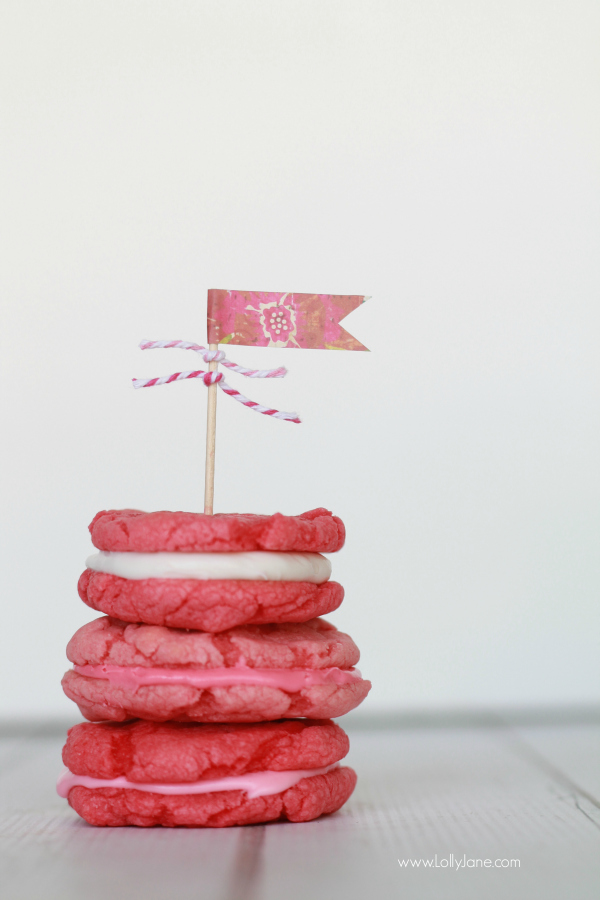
[89,508,345,553]
[62,719,350,782]
[66,616,360,671]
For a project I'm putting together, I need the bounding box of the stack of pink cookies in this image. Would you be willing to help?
[59,507,370,827]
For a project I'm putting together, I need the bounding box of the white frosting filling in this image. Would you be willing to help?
[85,550,332,583]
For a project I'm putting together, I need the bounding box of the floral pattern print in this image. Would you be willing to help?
[207,290,368,351]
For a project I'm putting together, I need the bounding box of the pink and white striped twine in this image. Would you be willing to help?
[132,340,301,423]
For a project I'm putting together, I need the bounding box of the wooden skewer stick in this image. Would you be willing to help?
[203,343,218,515]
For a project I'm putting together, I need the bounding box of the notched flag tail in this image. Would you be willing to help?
[207,290,369,351]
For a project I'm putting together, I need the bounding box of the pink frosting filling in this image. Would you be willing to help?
[57,764,338,800]
[72,664,362,692]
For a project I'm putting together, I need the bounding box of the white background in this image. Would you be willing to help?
[1,0,598,718]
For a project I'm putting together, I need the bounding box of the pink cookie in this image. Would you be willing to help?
[78,570,344,632]
[89,507,345,553]
[62,617,371,723]
[60,719,356,827]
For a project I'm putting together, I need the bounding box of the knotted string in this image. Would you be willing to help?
[132,340,300,423]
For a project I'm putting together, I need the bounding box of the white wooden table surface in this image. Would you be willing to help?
[1,715,598,900]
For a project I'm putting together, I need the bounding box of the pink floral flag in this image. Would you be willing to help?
[207,290,369,351]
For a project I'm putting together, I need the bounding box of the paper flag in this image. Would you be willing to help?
[207,290,369,351]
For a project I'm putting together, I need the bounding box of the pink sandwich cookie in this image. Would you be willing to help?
[59,719,357,827]
[62,616,371,723]
[80,507,345,632]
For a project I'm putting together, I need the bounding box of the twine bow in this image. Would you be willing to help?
[132,340,301,423]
